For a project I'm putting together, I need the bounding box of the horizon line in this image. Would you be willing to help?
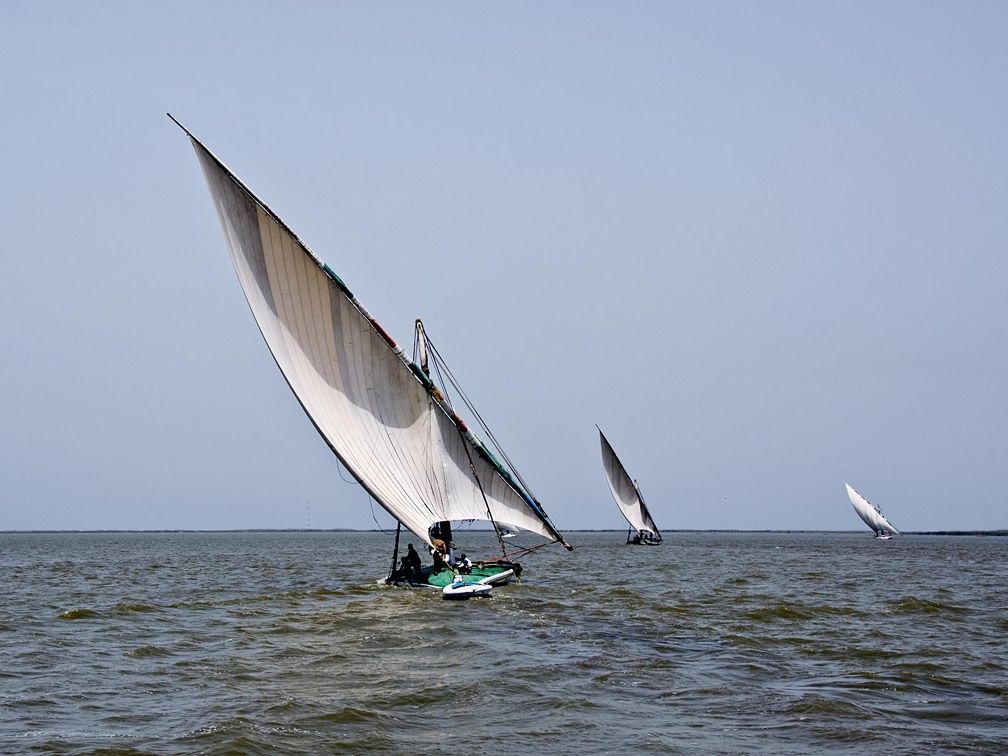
[1,528,1005,536]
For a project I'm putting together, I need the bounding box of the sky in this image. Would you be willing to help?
[2,2,1006,534]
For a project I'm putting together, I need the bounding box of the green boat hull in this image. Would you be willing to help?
[389,561,519,589]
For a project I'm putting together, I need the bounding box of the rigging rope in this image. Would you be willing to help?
[412,323,562,556]
[336,460,359,485]
[425,337,538,501]
[419,326,507,558]
[368,493,393,535]
[494,540,554,562]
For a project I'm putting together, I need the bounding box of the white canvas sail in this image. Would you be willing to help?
[598,428,661,539]
[845,483,899,535]
[177,118,570,552]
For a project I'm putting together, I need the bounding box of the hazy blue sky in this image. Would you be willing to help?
[2,2,1006,534]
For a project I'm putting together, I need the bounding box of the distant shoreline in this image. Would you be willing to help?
[2,529,1006,536]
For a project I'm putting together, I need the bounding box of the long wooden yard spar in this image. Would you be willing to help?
[172,115,571,552]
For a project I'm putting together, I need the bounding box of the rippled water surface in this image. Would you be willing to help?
[1,531,1006,754]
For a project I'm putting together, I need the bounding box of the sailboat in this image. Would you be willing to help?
[598,427,662,545]
[845,483,899,539]
[172,116,572,590]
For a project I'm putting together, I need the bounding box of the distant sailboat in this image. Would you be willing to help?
[845,483,899,539]
[598,428,662,545]
[173,116,572,589]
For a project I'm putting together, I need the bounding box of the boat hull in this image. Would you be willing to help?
[627,533,662,546]
[388,561,518,589]
[442,581,493,600]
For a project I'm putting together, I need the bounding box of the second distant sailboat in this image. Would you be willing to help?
[598,427,663,545]
[845,483,899,539]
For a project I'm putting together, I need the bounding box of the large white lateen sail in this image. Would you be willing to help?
[845,483,899,537]
[598,427,662,543]
[174,117,570,554]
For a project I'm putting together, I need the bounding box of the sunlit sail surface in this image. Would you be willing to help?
[174,116,570,556]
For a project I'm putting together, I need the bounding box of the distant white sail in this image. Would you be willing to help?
[845,483,899,536]
[176,118,570,552]
[598,428,661,540]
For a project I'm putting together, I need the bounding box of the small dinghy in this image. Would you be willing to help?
[442,573,499,600]
[474,567,513,586]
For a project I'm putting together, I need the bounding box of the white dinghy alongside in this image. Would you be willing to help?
[442,573,501,600]
[442,581,493,600]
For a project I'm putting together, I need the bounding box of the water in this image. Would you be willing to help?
[1,531,1005,754]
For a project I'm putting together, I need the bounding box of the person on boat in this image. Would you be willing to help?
[403,543,422,583]
[457,553,472,573]
[447,541,458,567]
[430,545,448,575]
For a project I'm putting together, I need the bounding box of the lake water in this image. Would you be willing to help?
[1,530,1005,754]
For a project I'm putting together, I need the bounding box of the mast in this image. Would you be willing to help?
[415,319,430,377]
[414,319,453,553]
[633,480,661,542]
[387,521,402,582]
[415,319,510,558]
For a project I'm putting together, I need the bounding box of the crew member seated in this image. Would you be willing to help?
[401,543,422,583]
